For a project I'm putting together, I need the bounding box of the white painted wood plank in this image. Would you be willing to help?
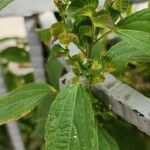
[0,0,147,17]
[24,16,46,82]
[0,69,6,95]
[6,122,26,150]
[0,0,57,17]
[59,72,150,136]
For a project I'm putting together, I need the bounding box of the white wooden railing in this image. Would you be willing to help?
[0,0,149,149]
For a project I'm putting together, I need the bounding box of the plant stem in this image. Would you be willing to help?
[94,30,112,45]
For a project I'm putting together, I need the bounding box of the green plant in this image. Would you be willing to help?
[0,0,150,149]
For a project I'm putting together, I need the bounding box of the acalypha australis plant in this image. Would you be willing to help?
[0,0,150,149]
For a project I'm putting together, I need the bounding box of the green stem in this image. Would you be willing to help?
[94,30,112,45]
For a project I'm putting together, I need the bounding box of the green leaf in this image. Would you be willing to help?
[46,58,64,89]
[112,0,129,13]
[58,32,78,46]
[114,9,150,66]
[105,0,121,22]
[92,11,115,30]
[116,29,150,56]
[50,22,66,41]
[66,0,98,17]
[108,40,150,65]
[0,0,13,11]
[96,126,119,150]
[117,8,150,31]
[149,0,150,8]
[0,47,30,63]
[48,44,68,60]
[118,20,150,33]
[46,84,96,150]
[0,83,56,125]
[36,28,51,45]
[91,41,105,59]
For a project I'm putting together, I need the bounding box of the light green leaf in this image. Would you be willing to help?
[58,32,78,46]
[46,84,96,150]
[92,11,115,30]
[0,47,30,63]
[149,0,150,8]
[112,0,129,13]
[66,0,98,17]
[96,126,119,150]
[0,0,13,11]
[0,83,56,125]
[50,22,66,41]
[117,8,150,29]
[117,29,150,56]
[108,40,150,65]
[36,28,51,45]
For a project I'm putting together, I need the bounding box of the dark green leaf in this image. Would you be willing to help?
[103,119,146,150]
[96,126,119,150]
[46,59,64,89]
[105,0,121,21]
[79,25,93,36]
[46,45,64,88]
[33,93,56,138]
[0,83,56,125]
[46,84,96,150]
[0,0,13,11]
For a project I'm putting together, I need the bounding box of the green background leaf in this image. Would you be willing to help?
[33,93,56,138]
[0,47,30,63]
[0,83,55,125]
[0,0,13,11]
